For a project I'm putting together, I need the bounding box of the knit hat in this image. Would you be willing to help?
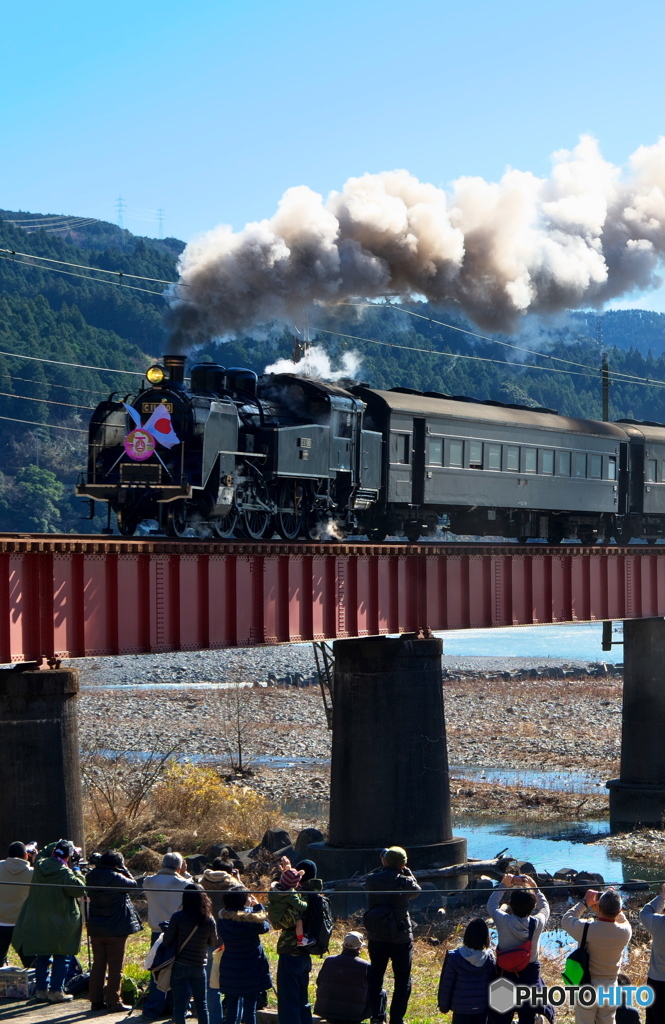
[343,931,364,950]
[296,859,317,881]
[383,846,407,868]
[280,868,301,888]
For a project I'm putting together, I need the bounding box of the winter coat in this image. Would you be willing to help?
[85,866,142,939]
[143,867,189,931]
[12,842,86,956]
[314,949,370,1022]
[267,883,309,955]
[200,869,245,920]
[365,867,421,944]
[217,906,272,996]
[162,909,217,968]
[437,947,497,1015]
[0,857,33,925]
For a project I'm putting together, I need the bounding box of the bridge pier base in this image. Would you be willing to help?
[0,669,84,848]
[310,635,467,881]
[607,618,665,830]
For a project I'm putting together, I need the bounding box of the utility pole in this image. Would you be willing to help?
[157,208,164,239]
[115,196,126,230]
[598,316,610,421]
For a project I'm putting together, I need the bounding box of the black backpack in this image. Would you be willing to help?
[303,892,333,955]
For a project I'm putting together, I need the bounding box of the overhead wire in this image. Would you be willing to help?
[0,389,92,411]
[0,253,168,296]
[0,415,86,433]
[312,326,614,384]
[0,373,109,396]
[0,348,146,377]
[339,301,665,390]
[0,247,177,286]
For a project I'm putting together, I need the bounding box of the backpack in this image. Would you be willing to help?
[303,892,334,955]
[363,904,400,943]
[496,917,536,974]
[562,922,591,986]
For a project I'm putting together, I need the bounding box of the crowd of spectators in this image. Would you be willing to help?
[0,840,664,1024]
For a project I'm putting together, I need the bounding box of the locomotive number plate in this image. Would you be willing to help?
[142,402,173,413]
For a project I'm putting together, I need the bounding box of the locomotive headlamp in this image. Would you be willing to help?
[146,364,166,384]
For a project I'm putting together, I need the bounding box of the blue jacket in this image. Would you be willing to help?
[437,947,496,1015]
[217,905,272,996]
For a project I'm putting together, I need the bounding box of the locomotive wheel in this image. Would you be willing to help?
[366,525,388,542]
[166,501,190,538]
[116,510,138,537]
[213,512,238,539]
[241,509,272,539]
[404,523,421,543]
[276,482,304,541]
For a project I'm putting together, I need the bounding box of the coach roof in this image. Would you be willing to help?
[359,388,630,440]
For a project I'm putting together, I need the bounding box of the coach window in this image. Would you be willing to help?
[648,459,658,482]
[428,438,443,465]
[505,446,519,471]
[608,456,617,480]
[573,452,587,478]
[391,433,410,464]
[590,455,602,479]
[469,441,483,468]
[541,450,555,474]
[488,444,502,470]
[524,448,537,473]
[558,451,571,476]
[448,440,463,467]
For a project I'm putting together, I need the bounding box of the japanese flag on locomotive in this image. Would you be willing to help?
[123,402,180,459]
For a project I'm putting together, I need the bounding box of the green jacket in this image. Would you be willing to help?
[13,843,86,956]
[267,884,308,955]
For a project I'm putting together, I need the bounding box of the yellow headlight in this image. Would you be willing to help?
[146,365,166,384]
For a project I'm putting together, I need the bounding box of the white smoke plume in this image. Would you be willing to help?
[264,346,362,381]
[168,136,665,341]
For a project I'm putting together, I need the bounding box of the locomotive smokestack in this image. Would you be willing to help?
[164,354,186,386]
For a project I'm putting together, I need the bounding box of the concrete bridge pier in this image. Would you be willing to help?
[0,668,84,849]
[607,618,665,830]
[310,634,467,881]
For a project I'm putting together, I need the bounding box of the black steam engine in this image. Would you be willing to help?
[78,352,665,543]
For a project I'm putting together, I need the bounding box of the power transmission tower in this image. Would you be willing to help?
[115,196,126,229]
[157,208,164,239]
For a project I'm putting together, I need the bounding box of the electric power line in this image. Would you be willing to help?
[0,415,86,433]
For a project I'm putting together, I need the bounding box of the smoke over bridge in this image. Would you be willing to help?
[167,136,665,345]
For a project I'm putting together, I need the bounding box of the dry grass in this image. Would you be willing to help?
[84,761,281,856]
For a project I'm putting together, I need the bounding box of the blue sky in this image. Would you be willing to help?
[3,0,665,308]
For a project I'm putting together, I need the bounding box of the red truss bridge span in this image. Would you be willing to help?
[1,535,664,663]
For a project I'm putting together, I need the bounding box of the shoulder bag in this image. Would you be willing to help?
[496,917,536,974]
[562,921,591,986]
[152,925,198,993]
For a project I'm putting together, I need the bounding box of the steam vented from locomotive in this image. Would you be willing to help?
[167,135,665,340]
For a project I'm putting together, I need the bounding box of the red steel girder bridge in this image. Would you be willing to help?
[1,535,665,663]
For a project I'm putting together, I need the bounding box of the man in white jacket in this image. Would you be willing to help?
[140,852,190,1022]
[0,842,33,966]
[639,883,665,1024]
[562,888,632,1024]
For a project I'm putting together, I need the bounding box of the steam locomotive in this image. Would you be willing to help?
[77,352,665,543]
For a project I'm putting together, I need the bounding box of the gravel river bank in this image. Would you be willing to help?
[75,647,621,814]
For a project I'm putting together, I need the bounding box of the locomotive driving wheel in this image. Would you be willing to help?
[166,501,190,538]
[212,512,238,539]
[276,481,304,541]
[238,477,273,540]
[116,510,139,537]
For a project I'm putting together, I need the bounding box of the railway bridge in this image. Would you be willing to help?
[1,535,664,868]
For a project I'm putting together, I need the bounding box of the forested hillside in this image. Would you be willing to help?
[2,208,665,533]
